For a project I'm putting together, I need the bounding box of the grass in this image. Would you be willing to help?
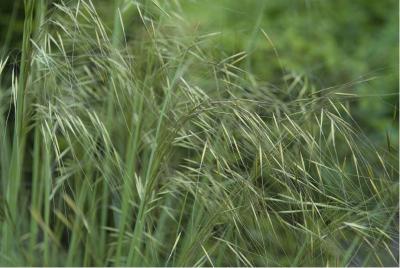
[0,0,398,266]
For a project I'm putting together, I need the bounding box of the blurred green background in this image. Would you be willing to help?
[179,0,399,147]
[1,0,398,147]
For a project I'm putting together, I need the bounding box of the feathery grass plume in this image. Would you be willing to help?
[0,0,398,266]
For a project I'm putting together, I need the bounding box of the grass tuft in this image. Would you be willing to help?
[0,0,398,266]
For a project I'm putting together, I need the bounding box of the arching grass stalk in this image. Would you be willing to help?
[127,54,190,265]
[105,0,125,263]
[2,0,35,262]
[28,0,47,264]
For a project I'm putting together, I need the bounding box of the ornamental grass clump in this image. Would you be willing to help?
[0,0,398,266]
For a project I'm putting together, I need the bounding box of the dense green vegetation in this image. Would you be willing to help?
[0,0,398,266]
